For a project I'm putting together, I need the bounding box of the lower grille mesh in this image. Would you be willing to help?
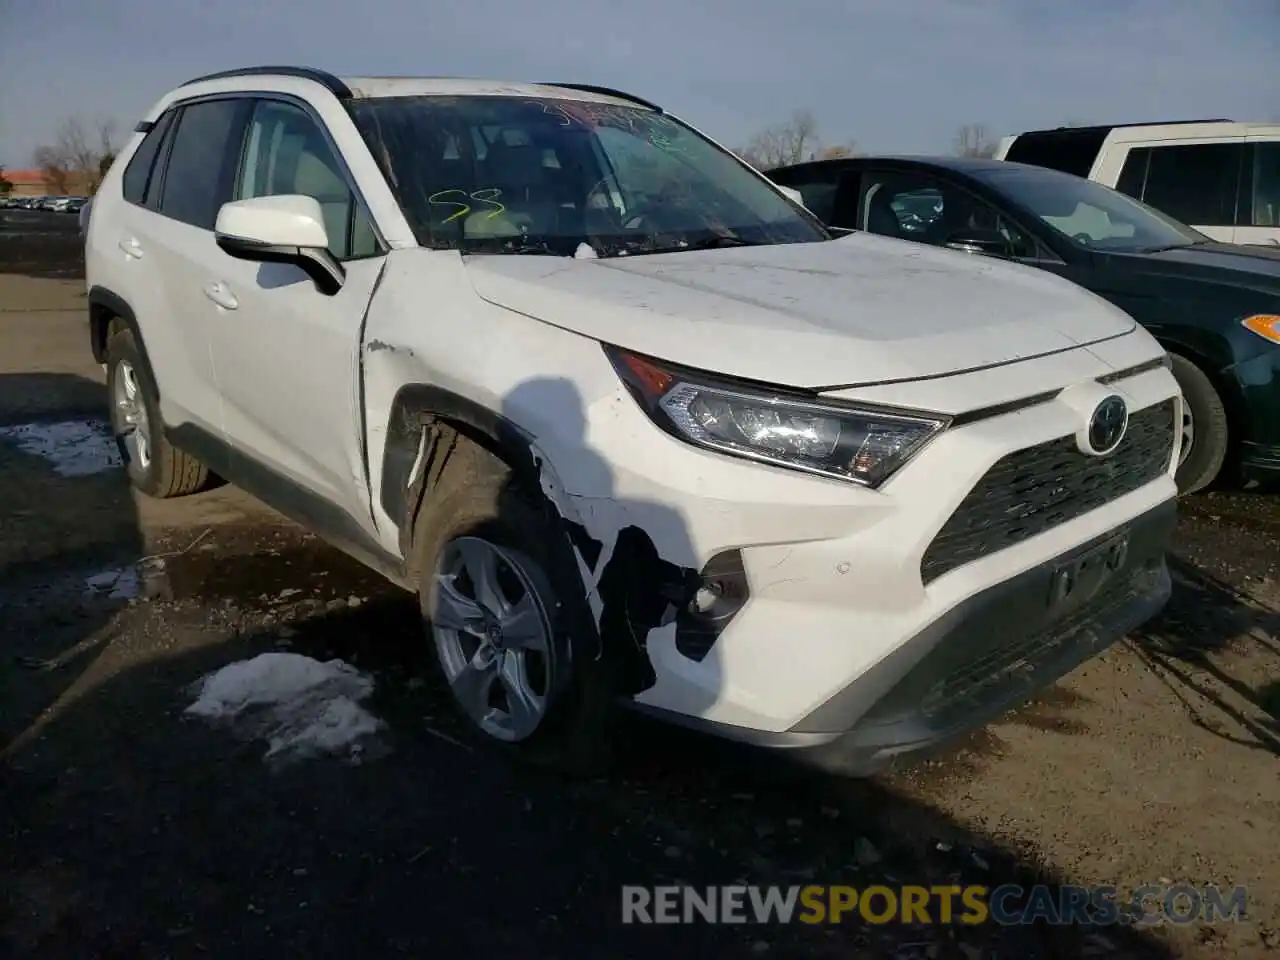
[921,399,1176,584]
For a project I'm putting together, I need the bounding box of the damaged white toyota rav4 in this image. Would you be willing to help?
[86,67,1182,773]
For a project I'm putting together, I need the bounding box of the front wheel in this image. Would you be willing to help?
[1169,353,1229,495]
[414,449,613,774]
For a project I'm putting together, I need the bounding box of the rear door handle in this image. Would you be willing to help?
[118,237,144,260]
[203,281,239,311]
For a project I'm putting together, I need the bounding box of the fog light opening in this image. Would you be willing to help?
[675,550,750,662]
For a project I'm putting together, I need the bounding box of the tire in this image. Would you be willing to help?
[412,442,613,775]
[1169,352,1229,496]
[105,327,209,498]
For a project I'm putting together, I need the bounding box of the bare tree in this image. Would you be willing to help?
[31,118,119,194]
[737,110,856,169]
[739,110,820,168]
[953,123,998,159]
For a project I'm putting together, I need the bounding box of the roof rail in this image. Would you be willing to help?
[1023,118,1233,136]
[541,82,662,113]
[180,66,351,99]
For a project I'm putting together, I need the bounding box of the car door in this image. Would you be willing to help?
[204,95,386,538]
[109,99,247,467]
[1237,138,1280,246]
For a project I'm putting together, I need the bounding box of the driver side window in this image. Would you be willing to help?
[859,171,1036,258]
[235,99,379,261]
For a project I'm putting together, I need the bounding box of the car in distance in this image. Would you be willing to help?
[86,67,1182,773]
[993,120,1280,247]
[768,155,1280,494]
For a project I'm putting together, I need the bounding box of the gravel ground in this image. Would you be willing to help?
[1,210,1277,959]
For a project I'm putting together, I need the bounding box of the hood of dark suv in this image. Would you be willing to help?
[1101,242,1280,294]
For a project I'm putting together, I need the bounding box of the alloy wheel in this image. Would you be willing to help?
[112,359,152,470]
[431,536,555,742]
[1178,404,1195,468]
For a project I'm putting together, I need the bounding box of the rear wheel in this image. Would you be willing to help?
[1169,353,1229,495]
[106,328,209,498]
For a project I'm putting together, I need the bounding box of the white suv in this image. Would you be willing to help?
[995,120,1280,246]
[86,67,1182,773]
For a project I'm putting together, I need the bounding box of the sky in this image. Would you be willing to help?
[1,0,1277,169]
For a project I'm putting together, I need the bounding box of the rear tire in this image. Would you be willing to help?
[413,442,613,775]
[1169,353,1228,496]
[106,328,209,498]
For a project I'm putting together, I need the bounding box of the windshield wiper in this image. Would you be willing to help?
[1137,240,1213,254]
[690,234,763,249]
[459,236,561,256]
[600,234,768,258]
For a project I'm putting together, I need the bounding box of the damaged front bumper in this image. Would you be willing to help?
[631,498,1175,775]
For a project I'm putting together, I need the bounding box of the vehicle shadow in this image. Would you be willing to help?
[1,376,1180,957]
[0,373,145,755]
[1127,556,1280,757]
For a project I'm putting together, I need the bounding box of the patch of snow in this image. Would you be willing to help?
[0,419,121,476]
[574,242,598,259]
[185,653,384,764]
[85,566,140,599]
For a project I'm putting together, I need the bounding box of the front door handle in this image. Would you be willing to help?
[203,281,239,311]
[118,237,144,260]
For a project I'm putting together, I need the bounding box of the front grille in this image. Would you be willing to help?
[920,399,1175,584]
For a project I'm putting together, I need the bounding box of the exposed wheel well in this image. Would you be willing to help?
[88,287,161,401]
[380,386,543,547]
[89,302,122,362]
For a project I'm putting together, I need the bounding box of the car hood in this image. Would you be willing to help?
[462,232,1136,388]
[1103,242,1280,293]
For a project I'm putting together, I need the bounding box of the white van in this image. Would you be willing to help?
[994,120,1280,246]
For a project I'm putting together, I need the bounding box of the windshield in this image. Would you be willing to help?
[970,165,1209,253]
[350,95,829,256]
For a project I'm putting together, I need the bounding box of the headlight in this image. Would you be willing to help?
[1242,314,1280,345]
[607,347,949,488]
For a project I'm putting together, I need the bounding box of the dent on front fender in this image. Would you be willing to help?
[531,450,701,695]
[357,249,707,693]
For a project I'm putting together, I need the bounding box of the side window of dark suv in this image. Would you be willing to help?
[859,171,1038,258]
[768,166,844,223]
[158,98,249,230]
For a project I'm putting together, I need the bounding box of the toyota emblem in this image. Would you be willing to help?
[1086,395,1128,455]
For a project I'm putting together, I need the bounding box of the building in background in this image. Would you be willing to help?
[2,168,94,197]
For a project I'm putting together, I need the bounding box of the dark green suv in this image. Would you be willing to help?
[768,155,1280,494]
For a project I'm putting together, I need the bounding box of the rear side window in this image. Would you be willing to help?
[159,99,246,230]
[1141,143,1242,227]
[1114,148,1150,199]
[122,110,176,206]
[1004,129,1108,177]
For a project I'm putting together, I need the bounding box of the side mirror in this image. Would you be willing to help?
[214,195,345,295]
[944,229,1015,258]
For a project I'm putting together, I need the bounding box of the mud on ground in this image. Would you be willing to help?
[0,213,1277,958]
